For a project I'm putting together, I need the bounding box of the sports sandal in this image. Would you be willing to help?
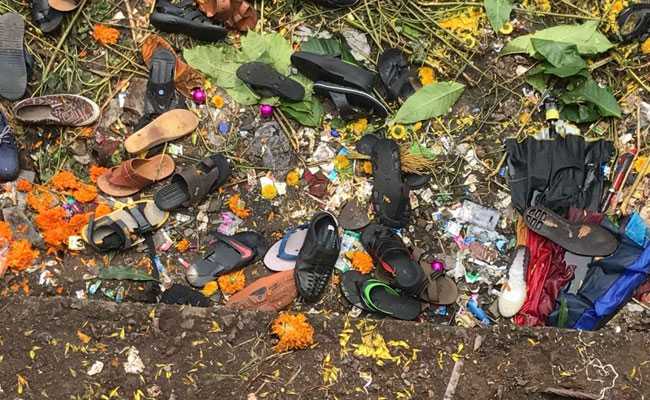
[291,52,376,92]
[360,279,421,320]
[32,0,64,33]
[361,224,424,294]
[154,154,230,210]
[418,262,458,305]
[0,13,27,100]
[294,212,341,303]
[12,94,100,126]
[186,231,267,287]
[144,48,185,117]
[97,154,176,197]
[81,200,169,253]
[263,225,309,271]
[378,48,417,100]
[226,270,297,311]
[150,0,228,42]
[313,81,388,120]
[237,62,305,101]
[124,109,198,154]
[524,206,618,257]
[371,138,410,228]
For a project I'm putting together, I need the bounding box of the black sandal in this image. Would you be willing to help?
[144,48,185,117]
[237,62,305,101]
[0,13,27,100]
[291,51,376,92]
[150,0,228,42]
[370,138,410,228]
[31,0,64,34]
[617,3,650,43]
[313,81,388,120]
[378,48,417,100]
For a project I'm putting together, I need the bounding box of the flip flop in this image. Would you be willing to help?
[361,224,424,294]
[48,0,79,12]
[263,225,308,271]
[378,48,417,100]
[338,200,370,231]
[291,52,376,92]
[97,154,176,197]
[124,109,198,154]
[371,138,410,228]
[187,231,267,287]
[32,0,64,33]
[418,262,458,305]
[160,283,211,307]
[524,206,618,257]
[361,279,422,320]
[226,270,297,311]
[237,62,305,101]
[0,13,27,100]
[144,48,185,117]
[81,200,169,253]
[154,154,230,210]
[340,270,372,311]
[313,81,388,120]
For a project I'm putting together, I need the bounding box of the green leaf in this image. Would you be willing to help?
[561,103,600,123]
[484,0,513,32]
[301,37,342,57]
[266,33,293,75]
[531,39,587,77]
[99,267,157,282]
[409,143,436,160]
[280,98,324,127]
[525,72,548,92]
[560,78,622,118]
[501,21,614,57]
[391,81,465,125]
[240,31,267,61]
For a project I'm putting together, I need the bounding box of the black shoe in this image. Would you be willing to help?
[144,48,185,116]
[294,212,341,303]
[150,0,228,42]
[0,111,19,182]
[291,51,376,93]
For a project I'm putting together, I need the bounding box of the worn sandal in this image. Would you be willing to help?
[150,0,228,42]
[144,48,185,117]
[226,270,297,311]
[378,48,417,100]
[418,263,458,305]
[340,270,373,311]
[97,154,176,197]
[154,154,230,210]
[361,279,421,320]
[291,52,376,92]
[371,138,410,228]
[237,62,305,101]
[313,81,388,120]
[124,109,198,154]
[0,13,27,101]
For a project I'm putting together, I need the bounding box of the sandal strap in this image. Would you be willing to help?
[361,279,397,315]
[177,158,223,204]
[108,160,154,189]
[124,204,153,234]
[85,216,130,252]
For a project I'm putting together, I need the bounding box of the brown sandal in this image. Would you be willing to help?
[97,154,175,197]
[225,270,297,312]
[197,0,258,31]
[124,109,198,154]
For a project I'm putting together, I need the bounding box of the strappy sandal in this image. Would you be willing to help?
[150,0,228,42]
[313,81,388,120]
[418,263,458,305]
[237,62,305,102]
[378,48,417,100]
[291,52,376,92]
[617,3,650,43]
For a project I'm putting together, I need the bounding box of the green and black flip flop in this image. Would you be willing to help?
[360,279,421,320]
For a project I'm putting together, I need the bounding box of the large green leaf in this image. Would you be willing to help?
[484,0,513,32]
[301,37,342,57]
[280,98,324,127]
[391,81,465,125]
[240,31,267,61]
[560,78,621,118]
[561,103,600,123]
[266,33,293,75]
[531,39,587,77]
[501,21,614,57]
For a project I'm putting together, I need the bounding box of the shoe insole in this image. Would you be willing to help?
[368,285,421,320]
[0,13,26,100]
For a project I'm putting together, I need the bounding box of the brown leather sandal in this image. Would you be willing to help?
[97,154,175,197]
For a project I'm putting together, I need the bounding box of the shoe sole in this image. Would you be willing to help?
[0,13,26,100]
[150,13,227,42]
[237,62,305,102]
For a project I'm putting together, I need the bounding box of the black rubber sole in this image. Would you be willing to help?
[291,51,376,92]
[313,81,389,119]
[0,13,27,100]
[237,62,305,102]
[370,139,410,228]
[150,12,227,42]
[341,271,372,311]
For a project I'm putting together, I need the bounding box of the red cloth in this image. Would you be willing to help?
[514,230,574,326]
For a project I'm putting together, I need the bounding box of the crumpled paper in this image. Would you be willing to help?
[123,346,145,374]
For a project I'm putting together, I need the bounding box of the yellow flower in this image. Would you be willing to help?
[535,0,550,12]
[418,67,436,86]
[499,22,514,35]
[211,95,224,108]
[413,122,423,132]
[388,125,408,140]
[642,38,650,55]
[217,270,246,295]
[350,118,368,135]
[333,155,351,171]
[362,161,373,175]
[261,183,278,200]
[201,281,219,297]
[272,312,315,352]
[286,170,300,186]
[518,112,531,125]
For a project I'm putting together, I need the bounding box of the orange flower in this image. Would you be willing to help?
[27,189,56,213]
[362,161,373,175]
[228,194,251,219]
[16,179,33,192]
[176,239,190,253]
[89,165,109,183]
[211,95,225,108]
[271,312,315,352]
[217,270,246,294]
[93,24,120,46]
[7,240,39,272]
[34,207,89,250]
[347,251,374,274]
[0,221,12,242]
[51,171,80,191]
[34,207,67,232]
[73,183,98,203]
[286,170,300,187]
[94,203,112,218]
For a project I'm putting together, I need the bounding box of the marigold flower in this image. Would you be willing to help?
[89,165,109,183]
[333,155,351,171]
[228,194,252,219]
[0,221,12,241]
[362,161,373,175]
[211,95,225,109]
[261,183,278,200]
[272,312,315,352]
[7,240,39,272]
[217,270,246,294]
[16,179,33,192]
[94,203,112,218]
[642,38,650,55]
[176,239,190,253]
[72,183,98,203]
[201,281,219,297]
[51,171,80,191]
[388,125,408,140]
[93,24,120,46]
[347,251,374,274]
[418,67,436,86]
[350,118,368,136]
[27,189,56,213]
[286,170,300,187]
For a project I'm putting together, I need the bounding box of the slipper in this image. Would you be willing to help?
[338,200,370,231]
[617,3,650,43]
[360,279,421,320]
[12,94,100,126]
[313,81,388,120]
[125,109,198,154]
[97,154,176,197]
[340,270,372,311]
[154,154,230,210]
[0,13,27,100]
[371,138,410,228]
[48,0,79,12]
[226,270,297,311]
[294,212,341,303]
[237,62,305,101]
[418,262,458,305]
[144,48,185,117]
[524,206,618,257]
[81,200,169,253]
[263,225,308,271]
[291,52,376,92]
[150,0,228,42]
[187,231,267,287]
[32,0,64,34]
[361,224,424,294]
[378,48,417,100]
[160,283,211,307]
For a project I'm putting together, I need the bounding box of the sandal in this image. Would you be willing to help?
[340,270,373,311]
[144,48,185,118]
[32,0,64,33]
[97,154,176,197]
[237,62,305,102]
[124,109,198,154]
[81,200,169,253]
[150,0,228,42]
[263,225,309,272]
[313,82,388,120]
[371,138,410,228]
[418,262,458,305]
[291,52,376,92]
[361,224,424,294]
[0,13,27,101]
[361,279,421,320]
[226,270,297,311]
[294,212,341,303]
[154,154,230,210]
[524,206,618,256]
[617,3,650,43]
[48,0,79,12]
[378,48,417,100]
[187,231,267,287]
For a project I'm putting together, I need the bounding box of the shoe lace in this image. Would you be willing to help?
[0,125,14,145]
